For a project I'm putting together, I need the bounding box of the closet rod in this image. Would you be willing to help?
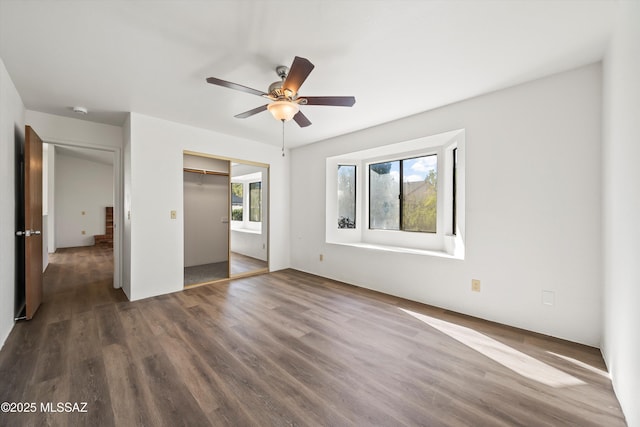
[183,168,229,176]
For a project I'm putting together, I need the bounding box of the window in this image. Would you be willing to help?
[452,147,457,235]
[249,182,261,222]
[230,170,264,232]
[369,155,437,233]
[325,129,464,258]
[369,161,400,230]
[337,165,356,228]
[231,183,243,221]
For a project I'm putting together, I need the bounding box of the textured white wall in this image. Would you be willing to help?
[0,57,25,348]
[290,63,603,346]
[127,113,289,301]
[25,110,122,149]
[602,1,640,426]
[122,115,132,298]
[44,143,56,253]
[42,144,49,270]
[54,152,113,248]
[231,229,267,261]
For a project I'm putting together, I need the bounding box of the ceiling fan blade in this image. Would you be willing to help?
[301,96,356,107]
[283,56,315,94]
[293,111,312,128]
[206,77,267,97]
[234,104,268,119]
[293,111,311,128]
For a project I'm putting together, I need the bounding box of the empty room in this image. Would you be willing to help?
[0,1,638,426]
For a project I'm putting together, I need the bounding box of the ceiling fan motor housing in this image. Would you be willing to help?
[268,81,286,98]
[270,65,297,100]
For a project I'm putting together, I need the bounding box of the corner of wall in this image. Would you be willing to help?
[0,56,25,348]
[121,113,132,299]
[601,1,640,426]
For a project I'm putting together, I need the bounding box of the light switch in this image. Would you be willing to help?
[170,210,177,220]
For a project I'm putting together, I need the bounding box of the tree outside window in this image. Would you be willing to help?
[249,182,261,222]
[337,165,356,229]
[369,155,437,233]
[231,183,243,221]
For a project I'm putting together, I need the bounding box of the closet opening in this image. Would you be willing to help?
[183,152,269,288]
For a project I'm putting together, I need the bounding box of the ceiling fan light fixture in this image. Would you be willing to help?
[267,100,299,121]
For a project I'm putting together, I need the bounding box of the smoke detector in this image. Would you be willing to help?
[72,106,88,115]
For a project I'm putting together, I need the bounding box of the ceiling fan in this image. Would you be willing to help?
[206,56,355,128]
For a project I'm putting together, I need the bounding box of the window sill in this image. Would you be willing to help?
[231,227,261,234]
[327,241,464,259]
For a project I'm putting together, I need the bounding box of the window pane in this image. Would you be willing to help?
[249,182,261,222]
[369,161,400,230]
[337,165,356,229]
[402,155,437,232]
[452,148,457,235]
[231,183,243,221]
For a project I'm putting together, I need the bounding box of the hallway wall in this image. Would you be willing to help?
[55,151,114,248]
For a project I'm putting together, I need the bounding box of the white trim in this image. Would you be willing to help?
[328,241,463,259]
[326,129,465,259]
[230,227,261,234]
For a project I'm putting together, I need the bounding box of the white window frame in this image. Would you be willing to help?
[325,129,465,259]
[231,172,262,233]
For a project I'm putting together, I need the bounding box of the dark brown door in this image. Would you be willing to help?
[24,126,43,319]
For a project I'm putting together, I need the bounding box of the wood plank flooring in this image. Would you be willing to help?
[0,246,626,426]
[184,253,268,286]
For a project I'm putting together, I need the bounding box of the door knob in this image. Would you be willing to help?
[15,230,40,237]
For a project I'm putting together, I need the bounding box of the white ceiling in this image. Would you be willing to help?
[0,0,616,149]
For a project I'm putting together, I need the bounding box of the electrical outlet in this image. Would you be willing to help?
[170,210,177,219]
[542,290,555,306]
[471,279,481,292]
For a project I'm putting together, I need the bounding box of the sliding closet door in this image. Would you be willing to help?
[229,162,269,277]
[183,166,230,286]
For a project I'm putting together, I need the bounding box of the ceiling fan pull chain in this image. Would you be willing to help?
[281,119,285,157]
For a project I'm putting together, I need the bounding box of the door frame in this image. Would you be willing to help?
[183,150,270,284]
[42,136,123,289]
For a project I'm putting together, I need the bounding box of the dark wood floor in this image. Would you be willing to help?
[230,251,268,276]
[184,253,268,286]
[0,246,626,426]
